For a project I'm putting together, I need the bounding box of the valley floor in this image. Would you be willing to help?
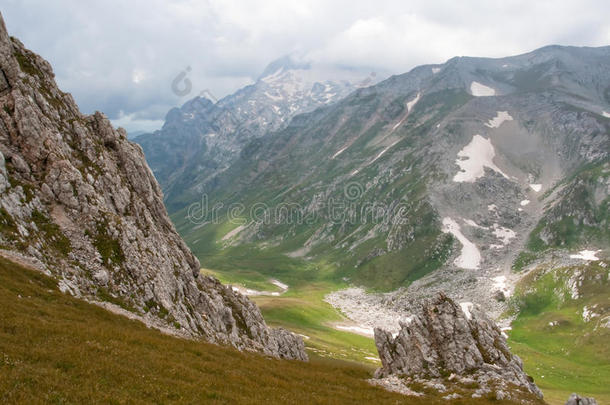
[197,252,609,405]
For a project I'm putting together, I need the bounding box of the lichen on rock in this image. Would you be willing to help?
[372,292,542,401]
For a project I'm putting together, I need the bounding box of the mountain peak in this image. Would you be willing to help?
[258,54,312,81]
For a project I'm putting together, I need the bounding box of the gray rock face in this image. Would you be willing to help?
[374,292,542,399]
[0,12,306,361]
[565,393,598,405]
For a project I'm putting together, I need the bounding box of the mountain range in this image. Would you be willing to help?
[1,7,608,403]
[139,43,609,402]
[135,56,381,212]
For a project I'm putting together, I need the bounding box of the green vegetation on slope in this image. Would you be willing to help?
[514,160,609,272]
[0,256,520,404]
[508,262,610,405]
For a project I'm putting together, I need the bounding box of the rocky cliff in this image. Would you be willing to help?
[373,292,542,401]
[0,12,306,361]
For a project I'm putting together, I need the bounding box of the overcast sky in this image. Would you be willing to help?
[2,0,609,133]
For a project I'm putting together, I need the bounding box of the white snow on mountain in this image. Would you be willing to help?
[492,224,516,245]
[442,217,481,270]
[492,276,512,298]
[453,135,509,182]
[406,92,421,112]
[485,111,513,128]
[570,250,601,261]
[470,81,496,97]
[460,302,474,320]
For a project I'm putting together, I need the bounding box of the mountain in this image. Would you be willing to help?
[0,12,305,360]
[134,56,380,212]
[156,46,610,402]
[169,44,609,338]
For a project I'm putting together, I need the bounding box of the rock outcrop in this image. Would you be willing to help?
[0,12,306,361]
[565,393,598,405]
[373,292,542,401]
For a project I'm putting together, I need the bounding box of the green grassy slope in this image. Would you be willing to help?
[508,262,610,405]
[0,256,532,404]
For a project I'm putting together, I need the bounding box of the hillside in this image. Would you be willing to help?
[0,256,541,405]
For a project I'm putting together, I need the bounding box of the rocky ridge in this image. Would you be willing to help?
[0,12,306,361]
[372,292,543,402]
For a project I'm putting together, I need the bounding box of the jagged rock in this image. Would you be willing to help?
[0,12,306,361]
[565,393,598,405]
[373,292,542,399]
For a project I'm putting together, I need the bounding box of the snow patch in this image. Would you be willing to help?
[520,200,530,206]
[264,91,284,101]
[406,92,421,112]
[485,111,513,128]
[529,184,542,192]
[453,135,509,182]
[221,224,246,241]
[334,324,374,338]
[332,145,349,159]
[390,93,421,132]
[231,278,289,297]
[261,67,285,83]
[570,250,601,261]
[463,219,487,229]
[492,276,512,298]
[270,279,288,290]
[470,81,496,97]
[492,224,516,245]
[442,217,481,269]
[460,302,474,320]
[602,111,610,118]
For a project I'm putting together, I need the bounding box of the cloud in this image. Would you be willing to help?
[2,0,609,133]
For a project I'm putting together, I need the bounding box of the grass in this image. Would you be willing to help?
[508,262,610,405]
[201,264,380,364]
[0,256,520,404]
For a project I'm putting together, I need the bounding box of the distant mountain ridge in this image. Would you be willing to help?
[135,55,381,212]
[170,44,609,321]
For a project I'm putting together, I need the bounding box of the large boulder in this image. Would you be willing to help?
[373,292,542,400]
[565,393,598,405]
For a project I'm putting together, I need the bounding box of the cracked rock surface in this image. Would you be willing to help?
[373,292,542,400]
[0,12,306,361]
